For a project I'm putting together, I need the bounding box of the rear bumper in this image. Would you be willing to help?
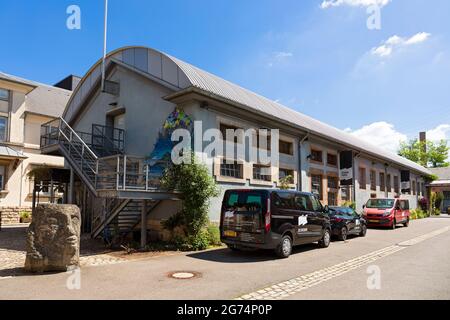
[221,233,281,250]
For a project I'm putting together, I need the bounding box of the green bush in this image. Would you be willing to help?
[161,153,220,251]
[433,208,441,216]
[207,224,222,246]
[411,208,426,220]
[20,211,31,219]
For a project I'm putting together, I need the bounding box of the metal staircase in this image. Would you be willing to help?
[41,117,180,240]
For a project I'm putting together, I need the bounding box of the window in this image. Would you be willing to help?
[328,192,338,206]
[370,170,376,191]
[279,140,293,155]
[310,149,323,163]
[253,164,271,182]
[279,168,294,184]
[0,117,7,142]
[0,165,6,190]
[0,88,9,101]
[220,161,243,179]
[220,124,240,143]
[412,180,416,195]
[311,174,323,200]
[387,174,392,193]
[380,172,385,192]
[394,176,400,194]
[341,186,350,201]
[273,192,296,210]
[328,176,339,189]
[257,131,271,151]
[359,168,366,190]
[327,153,338,166]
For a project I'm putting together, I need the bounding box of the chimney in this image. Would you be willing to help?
[420,132,427,153]
[54,75,81,91]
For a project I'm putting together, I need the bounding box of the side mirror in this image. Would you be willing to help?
[324,205,330,213]
[362,205,366,209]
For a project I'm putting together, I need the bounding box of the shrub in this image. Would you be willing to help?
[207,224,222,246]
[433,208,441,216]
[161,153,219,250]
[418,197,429,211]
[279,175,294,190]
[343,201,356,210]
[411,208,426,220]
[20,211,31,219]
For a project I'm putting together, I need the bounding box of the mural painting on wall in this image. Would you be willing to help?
[145,107,193,182]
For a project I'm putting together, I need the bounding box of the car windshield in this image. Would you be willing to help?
[366,199,395,209]
[330,207,353,215]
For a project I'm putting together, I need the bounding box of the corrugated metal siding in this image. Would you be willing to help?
[63,47,432,176]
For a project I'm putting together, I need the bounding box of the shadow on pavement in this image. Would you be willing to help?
[187,243,318,263]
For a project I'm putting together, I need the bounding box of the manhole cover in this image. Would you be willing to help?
[168,271,200,280]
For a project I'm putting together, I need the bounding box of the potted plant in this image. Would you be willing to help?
[20,211,32,224]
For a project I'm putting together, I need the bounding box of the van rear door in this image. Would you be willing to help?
[221,190,268,244]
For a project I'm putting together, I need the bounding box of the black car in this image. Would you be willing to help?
[329,207,367,241]
[220,189,332,259]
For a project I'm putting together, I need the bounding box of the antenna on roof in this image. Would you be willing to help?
[101,0,108,92]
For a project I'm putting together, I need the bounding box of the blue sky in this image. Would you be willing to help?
[1,0,449,153]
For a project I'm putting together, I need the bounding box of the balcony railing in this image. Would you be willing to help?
[40,117,165,194]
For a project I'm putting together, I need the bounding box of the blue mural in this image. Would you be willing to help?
[145,108,193,177]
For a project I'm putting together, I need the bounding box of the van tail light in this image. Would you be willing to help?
[265,198,271,232]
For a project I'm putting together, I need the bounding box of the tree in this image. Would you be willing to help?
[161,153,219,246]
[398,139,449,168]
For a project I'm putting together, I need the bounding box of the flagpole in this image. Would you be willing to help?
[101,0,108,92]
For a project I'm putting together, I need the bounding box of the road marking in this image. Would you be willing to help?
[236,226,450,300]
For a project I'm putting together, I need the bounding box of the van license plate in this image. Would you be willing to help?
[224,231,237,237]
[369,220,379,223]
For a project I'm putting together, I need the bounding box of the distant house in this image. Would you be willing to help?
[428,167,450,213]
[39,46,431,240]
[0,72,72,224]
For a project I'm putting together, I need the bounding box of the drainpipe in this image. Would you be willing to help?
[352,152,361,207]
[298,134,309,192]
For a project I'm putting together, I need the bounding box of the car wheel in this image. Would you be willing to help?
[360,225,367,237]
[318,229,331,248]
[404,218,410,228]
[338,227,348,241]
[391,219,397,230]
[276,235,293,259]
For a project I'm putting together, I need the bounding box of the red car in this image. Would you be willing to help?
[363,198,410,229]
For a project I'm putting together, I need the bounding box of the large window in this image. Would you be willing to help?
[359,168,367,190]
[311,174,323,200]
[412,180,416,195]
[394,176,400,194]
[328,192,338,206]
[253,164,271,182]
[220,124,240,143]
[0,165,6,190]
[279,168,294,184]
[279,140,293,155]
[328,176,339,189]
[310,149,323,163]
[380,172,386,192]
[0,88,9,101]
[0,117,7,142]
[370,170,376,191]
[327,153,338,167]
[257,131,271,151]
[387,174,392,193]
[220,161,243,179]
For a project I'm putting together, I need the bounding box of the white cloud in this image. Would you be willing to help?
[345,122,450,159]
[320,0,391,9]
[426,124,450,142]
[345,122,407,154]
[371,32,431,57]
[267,51,294,67]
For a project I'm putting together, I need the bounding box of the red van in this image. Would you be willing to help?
[363,198,410,229]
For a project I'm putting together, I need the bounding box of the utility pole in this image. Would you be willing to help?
[101,0,108,92]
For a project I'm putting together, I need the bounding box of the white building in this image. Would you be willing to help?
[39,46,431,239]
[0,72,74,224]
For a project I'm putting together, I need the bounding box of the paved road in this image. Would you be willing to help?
[1,217,450,300]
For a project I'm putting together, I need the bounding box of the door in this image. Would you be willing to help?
[293,194,317,244]
[309,195,326,239]
[349,209,362,234]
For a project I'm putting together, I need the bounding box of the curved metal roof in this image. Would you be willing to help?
[64,46,431,176]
